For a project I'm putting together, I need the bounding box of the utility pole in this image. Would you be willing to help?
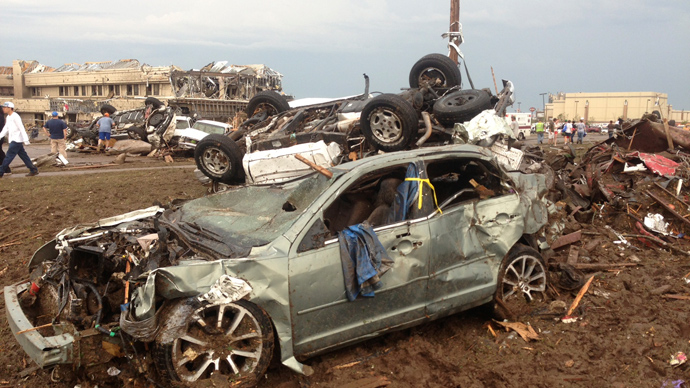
[540,92,547,121]
[449,0,460,64]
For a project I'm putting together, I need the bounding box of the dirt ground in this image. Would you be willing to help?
[1,144,690,388]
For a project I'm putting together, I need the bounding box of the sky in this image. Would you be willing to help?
[2,0,689,113]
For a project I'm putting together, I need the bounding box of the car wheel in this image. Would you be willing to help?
[495,245,547,317]
[127,126,148,142]
[145,97,163,109]
[66,125,76,140]
[432,89,493,127]
[518,133,525,141]
[100,104,117,115]
[409,53,462,88]
[148,111,165,127]
[194,134,245,184]
[155,300,274,386]
[360,94,418,152]
[245,91,290,119]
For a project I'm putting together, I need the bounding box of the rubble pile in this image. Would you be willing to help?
[522,118,690,296]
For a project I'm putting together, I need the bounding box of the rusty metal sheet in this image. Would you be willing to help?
[605,119,690,152]
[550,230,582,250]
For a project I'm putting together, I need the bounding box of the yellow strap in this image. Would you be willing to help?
[405,177,442,215]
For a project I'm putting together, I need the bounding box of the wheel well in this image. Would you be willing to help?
[517,234,539,251]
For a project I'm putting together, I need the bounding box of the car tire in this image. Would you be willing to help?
[127,126,148,142]
[518,132,525,141]
[66,125,77,140]
[432,89,493,127]
[100,104,117,115]
[154,300,274,386]
[360,94,418,152]
[148,111,165,127]
[245,91,290,119]
[494,245,547,319]
[194,134,245,184]
[409,53,462,88]
[145,97,163,109]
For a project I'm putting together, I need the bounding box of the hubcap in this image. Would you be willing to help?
[201,147,230,176]
[172,303,263,382]
[418,67,447,87]
[254,102,279,117]
[501,254,546,302]
[368,108,403,143]
[444,94,475,108]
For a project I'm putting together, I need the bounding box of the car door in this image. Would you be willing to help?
[422,156,525,317]
[287,161,432,358]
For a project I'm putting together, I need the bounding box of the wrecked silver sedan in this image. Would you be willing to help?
[5,144,549,386]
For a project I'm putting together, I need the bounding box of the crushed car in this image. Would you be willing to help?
[193,53,515,185]
[5,144,550,387]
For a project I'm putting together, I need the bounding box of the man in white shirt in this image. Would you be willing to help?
[0,102,39,177]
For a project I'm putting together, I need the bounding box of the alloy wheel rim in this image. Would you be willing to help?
[172,303,264,382]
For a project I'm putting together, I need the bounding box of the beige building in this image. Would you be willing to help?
[545,92,689,124]
[0,59,283,126]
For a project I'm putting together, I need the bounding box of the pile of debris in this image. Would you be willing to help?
[520,118,690,294]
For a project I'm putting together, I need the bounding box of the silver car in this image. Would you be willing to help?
[5,144,549,386]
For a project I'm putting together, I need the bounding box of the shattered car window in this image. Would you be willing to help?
[192,121,227,135]
[162,173,332,252]
[427,157,509,211]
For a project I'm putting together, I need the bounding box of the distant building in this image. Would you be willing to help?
[545,92,689,124]
[0,59,283,126]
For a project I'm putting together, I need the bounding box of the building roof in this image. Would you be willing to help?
[197,61,283,78]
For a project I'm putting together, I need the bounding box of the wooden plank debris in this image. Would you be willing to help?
[566,275,595,316]
[493,321,539,342]
[662,294,690,301]
[551,231,582,250]
[572,263,639,271]
[340,376,391,388]
[65,163,118,171]
[567,246,580,265]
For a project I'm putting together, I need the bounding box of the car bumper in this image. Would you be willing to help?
[4,282,75,367]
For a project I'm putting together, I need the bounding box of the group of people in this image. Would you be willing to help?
[531,117,622,146]
[0,101,76,178]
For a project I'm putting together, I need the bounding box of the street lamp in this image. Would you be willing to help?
[540,92,547,120]
[575,100,579,120]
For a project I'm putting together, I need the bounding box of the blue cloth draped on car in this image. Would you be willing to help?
[386,163,420,223]
[338,222,393,301]
[339,163,422,301]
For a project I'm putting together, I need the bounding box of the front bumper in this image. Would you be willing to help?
[4,282,75,367]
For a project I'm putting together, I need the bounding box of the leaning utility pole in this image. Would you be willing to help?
[449,0,460,64]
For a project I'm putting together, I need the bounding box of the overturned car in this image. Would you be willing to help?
[194,53,515,185]
[5,144,548,386]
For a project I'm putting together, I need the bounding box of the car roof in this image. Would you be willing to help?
[331,144,498,174]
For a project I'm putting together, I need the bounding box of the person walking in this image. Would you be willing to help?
[43,111,68,159]
[0,102,39,177]
[607,120,615,139]
[96,112,114,151]
[562,120,572,144]
[510,115,519,139]
[0,108,10,175]
[552,118,559,145]
[575,118,586,144]
[535,121,545,144]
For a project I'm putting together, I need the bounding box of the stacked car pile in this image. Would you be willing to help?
[193,53,514,185]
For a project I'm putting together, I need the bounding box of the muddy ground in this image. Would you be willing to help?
[1,145,690,388]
